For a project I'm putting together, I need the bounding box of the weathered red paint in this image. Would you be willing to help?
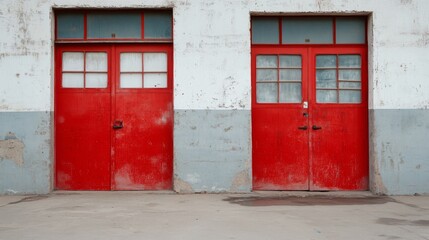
[112,45,173,190]
[55,44,173,190]
[252,46,368,190]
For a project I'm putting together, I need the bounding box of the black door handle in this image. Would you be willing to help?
[298,126,308,130]
[312,125,322,130]
[113,120,123,129]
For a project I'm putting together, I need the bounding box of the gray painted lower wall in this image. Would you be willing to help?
[1,109,428,195]
[173,109,251,193]
[0,111,52,194]
[370,109,429,195]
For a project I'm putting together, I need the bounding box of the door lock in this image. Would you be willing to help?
[298,126,308,130]
[312,125,322,130]
[113,120,123,129]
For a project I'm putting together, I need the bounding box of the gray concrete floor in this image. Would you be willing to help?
[0,191,428,240]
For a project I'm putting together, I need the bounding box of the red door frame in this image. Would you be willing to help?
[54,43,173,190]
[251,44,368,190]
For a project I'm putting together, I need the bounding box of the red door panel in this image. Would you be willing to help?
[55,46,112,190]
[112,45,173,190]
[253,108,309,190]
[310,106,368,190]
[113,93,173,190]
[252,48,310,190]
[309,48,368,190]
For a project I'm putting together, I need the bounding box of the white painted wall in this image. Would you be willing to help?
[1,0,428,111]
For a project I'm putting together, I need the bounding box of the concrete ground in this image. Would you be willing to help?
[0,191,428,240]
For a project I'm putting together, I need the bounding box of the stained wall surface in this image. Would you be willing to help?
[0,0,428,194]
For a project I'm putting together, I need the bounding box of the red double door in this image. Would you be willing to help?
[252,47,368,191]
[55,44,173,190]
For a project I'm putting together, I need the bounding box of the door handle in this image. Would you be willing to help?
[312,125,322,130]
[113,120,123,129]
[298,126,308,130]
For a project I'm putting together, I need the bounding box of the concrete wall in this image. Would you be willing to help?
[0,0,428,195]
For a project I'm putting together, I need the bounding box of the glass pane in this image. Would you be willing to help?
[280,55,301,68]
[62,73,84,88]
[280,69,301,81]
[252,17,279,44]
[339,70,361,81]
[144,53,167,72]
[120,74,142,88]
[120,53,142,72]
[339,90,361,103]
[339,55,361,68]
[63,52,84,71]
[144,73,167,88]
[256,55,277,68]
[316,70,337,88]
[86,73,107,88]
[280,83,301,103]
[316,55,336,68]
[256,69,277,82]
[282,17,333,44]
[317,90,337,103]
[87,12,141,39]
[57,13,84,39]
[86,52,107,71]
[256,83,278,103]
[339,82,361,89]
[144,12,172,39]
[336,17,366,44]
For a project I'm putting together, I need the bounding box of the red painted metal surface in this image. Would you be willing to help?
[55,45,112,190]
[55,44,173,190]
[309,47,368,190]
[112,46,173,190]
[252,47,310,190]
[252,46,368,191]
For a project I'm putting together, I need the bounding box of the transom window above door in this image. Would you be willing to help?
[56,10,172,42]
[252,16,366,45]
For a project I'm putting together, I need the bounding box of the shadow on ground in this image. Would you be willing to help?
[223,195,394,207]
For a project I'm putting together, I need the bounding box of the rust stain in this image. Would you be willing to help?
[0,132,24,166]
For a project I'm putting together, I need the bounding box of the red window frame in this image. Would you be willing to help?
[55,44,173,94]
[115,45,174,94]
[56,45,112,94]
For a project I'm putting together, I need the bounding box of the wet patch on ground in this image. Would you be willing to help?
[377,218,429,226]
[224,195,393,206]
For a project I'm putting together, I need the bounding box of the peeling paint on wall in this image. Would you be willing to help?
[230,170,251,192]
[174,177,194,193]
[0,132,24,166]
